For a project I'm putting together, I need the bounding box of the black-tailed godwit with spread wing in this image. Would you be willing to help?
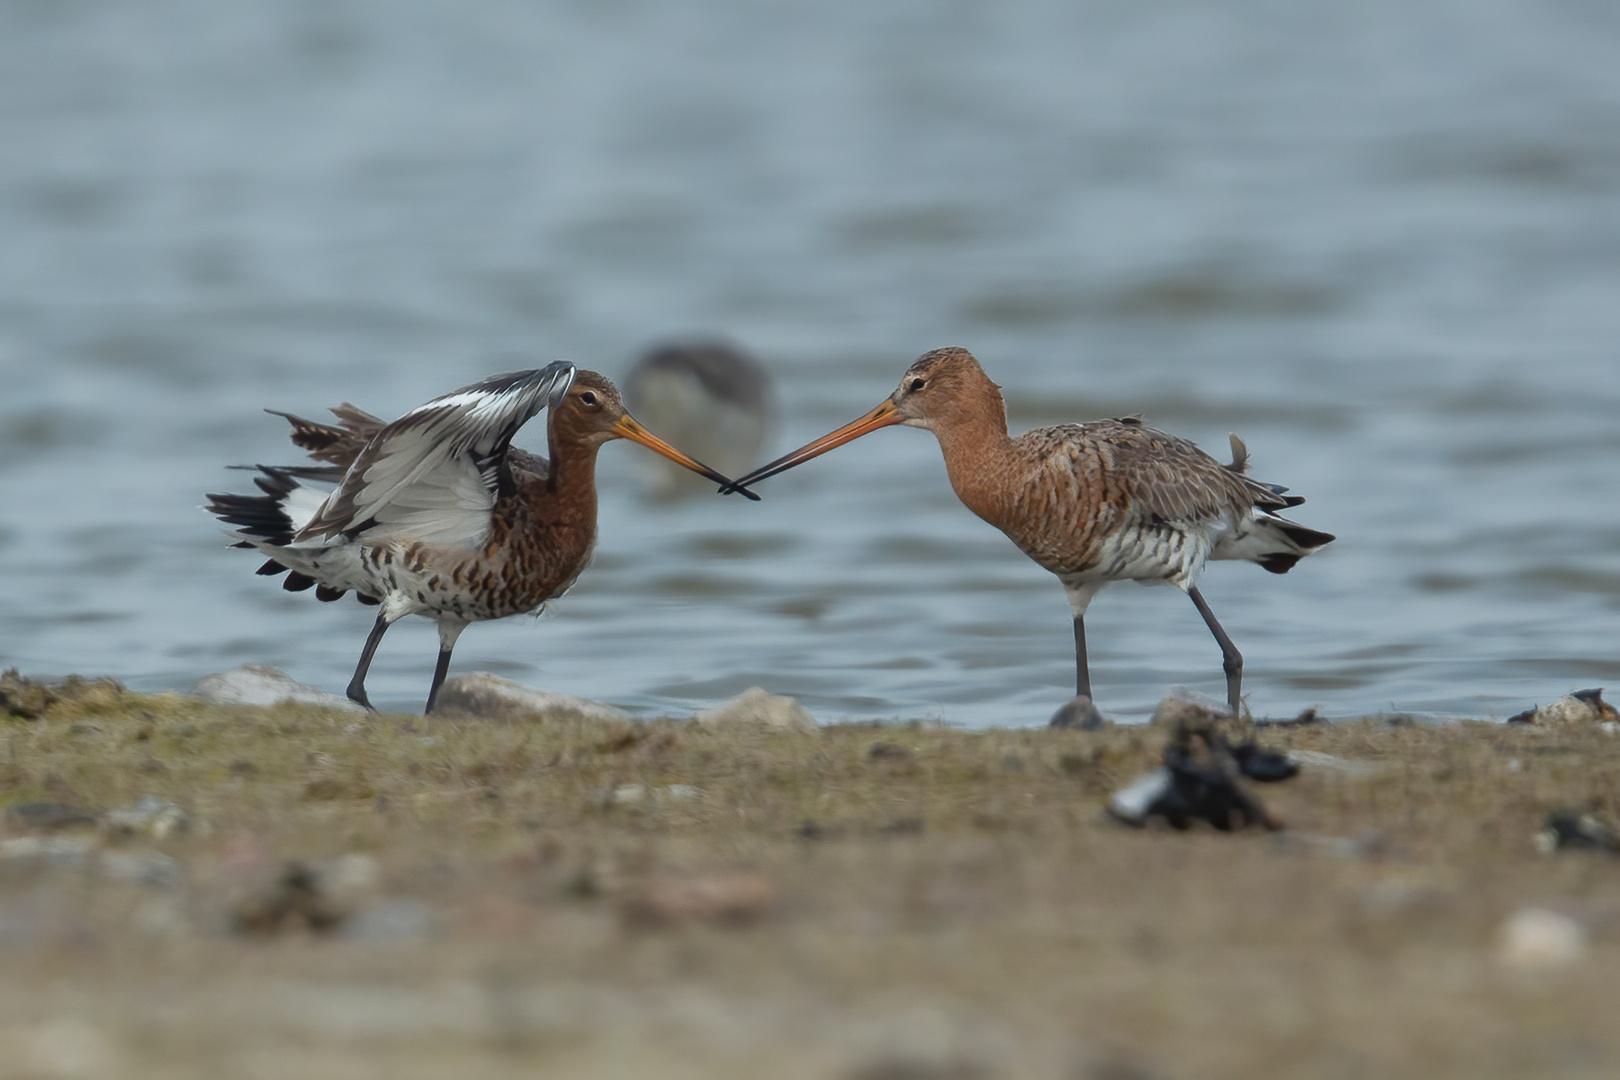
[208,363,758,713]
[624,339,774,497]
[723,346,1333,717]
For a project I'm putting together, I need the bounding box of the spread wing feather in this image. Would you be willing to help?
[295,363,576,547]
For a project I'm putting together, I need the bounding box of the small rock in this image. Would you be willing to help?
[620,870,776,930]
[5,802,96,833]
[103,796,204,840]
[691,686,816,731]
[612,783,650,805]
[1498,907,1585,970]
[432,672,631,722]
[610,783,701,807]
[1507,688,1618,726]
[194,665,363,711]
[1049,694,1108,730]
[314,852,384,910]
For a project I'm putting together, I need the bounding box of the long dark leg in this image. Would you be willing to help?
[347,614,391,711]
[1188,586,1243,715]
[425,645,454,714]
[424,620,467,715]
[1073,615,1091,700]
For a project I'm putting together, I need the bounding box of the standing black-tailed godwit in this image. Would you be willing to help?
[624,339,774,497]
[722,346,1333,717]
[208,363,758,714]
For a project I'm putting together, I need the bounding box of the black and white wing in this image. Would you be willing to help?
[295,363,576,548]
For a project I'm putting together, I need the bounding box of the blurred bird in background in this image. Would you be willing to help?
[624,340,775,499]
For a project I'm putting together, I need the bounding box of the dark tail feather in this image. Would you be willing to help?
[274,464,347,484]
[1277,521,1336,550]
[1257,520,1337,575]
[207,467,300,546]
[1247,481,1306,512]
[214,457,372,604]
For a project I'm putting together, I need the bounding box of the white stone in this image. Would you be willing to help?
[691,687,816,731]
[103,796,205,840]
[1498,907,1586,970]
[193,665,363,711]
[432,672,631,722]
[612,783,701,807]
[612,783,649,805]
[315,853,384,910]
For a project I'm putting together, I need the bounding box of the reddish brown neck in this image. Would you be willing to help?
[928,382,1019,526]
[541,431,604,527]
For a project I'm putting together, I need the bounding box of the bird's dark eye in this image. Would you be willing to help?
[907,377,926,392]
[580,391,599,406]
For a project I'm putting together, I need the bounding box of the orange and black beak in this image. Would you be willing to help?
[718,398,903,495]
[611,414,762,501]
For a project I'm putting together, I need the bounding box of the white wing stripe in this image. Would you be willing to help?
[296,363,575,546]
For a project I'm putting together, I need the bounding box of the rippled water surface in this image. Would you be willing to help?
[3,0,1619,723]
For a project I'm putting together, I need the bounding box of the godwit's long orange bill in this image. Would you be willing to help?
[719,399,902,493]
[614,414,762,500]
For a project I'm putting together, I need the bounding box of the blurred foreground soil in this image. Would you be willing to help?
[2,679,1619,1079]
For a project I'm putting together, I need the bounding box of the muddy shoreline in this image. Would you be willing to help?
[3,669,1619,1079]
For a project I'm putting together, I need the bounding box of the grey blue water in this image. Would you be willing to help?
[3,0,1618,723]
